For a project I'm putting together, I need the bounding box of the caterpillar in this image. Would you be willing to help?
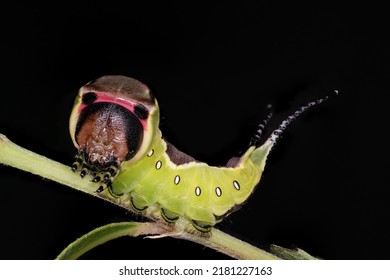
[69,75,336,233]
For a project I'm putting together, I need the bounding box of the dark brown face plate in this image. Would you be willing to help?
[75,102,143,166]
[77,109,129,165]
[71,102,144,194]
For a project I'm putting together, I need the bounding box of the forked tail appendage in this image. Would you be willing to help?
[265,90,339,147]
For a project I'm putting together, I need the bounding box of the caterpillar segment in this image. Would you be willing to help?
[69,75,335,233]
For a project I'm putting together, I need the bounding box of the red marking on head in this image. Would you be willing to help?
[78,92,148,128]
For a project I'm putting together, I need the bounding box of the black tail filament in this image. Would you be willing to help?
[250,90,338,148]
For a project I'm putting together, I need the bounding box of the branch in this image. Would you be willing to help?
[0,134,112,203]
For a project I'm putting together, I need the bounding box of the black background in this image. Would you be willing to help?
[0,2,389,260]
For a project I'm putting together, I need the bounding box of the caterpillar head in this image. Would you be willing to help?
[69,76,159,175]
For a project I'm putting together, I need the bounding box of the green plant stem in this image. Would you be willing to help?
[0,134,115,204]
[180,228,279,260]
[0,133,283,260]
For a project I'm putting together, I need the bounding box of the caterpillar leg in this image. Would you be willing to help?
[161,208,179,224]
[94,161,121,194]
[71,149,92,178]
[191,220,212,234]
[158,207,213,236]
[71,149,122,195]
[129,195,148,212]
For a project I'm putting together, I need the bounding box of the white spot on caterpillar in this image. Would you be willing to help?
[155,161,162,170]
[233,180,240,190]
[195,186,201,196]
[147,149,154,157]
[174,175,180,185]
[215,187,222,197]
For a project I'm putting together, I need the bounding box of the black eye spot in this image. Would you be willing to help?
[134,104,149,120]
[82,92,97,105]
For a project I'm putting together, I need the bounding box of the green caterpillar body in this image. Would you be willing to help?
[69,75,332,233]
[114,129,271,227]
